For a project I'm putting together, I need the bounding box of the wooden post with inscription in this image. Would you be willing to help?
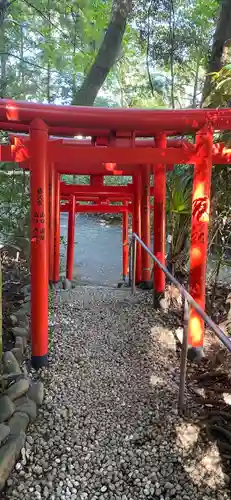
[30,118,49,368]
[188,127,213,361]
[153,134,167,305]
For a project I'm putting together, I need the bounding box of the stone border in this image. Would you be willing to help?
[49,277,73,291]
[0,284,44,491]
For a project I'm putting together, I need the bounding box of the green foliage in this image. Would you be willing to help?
[62,175,90,185]
[204,65,231,107]
[166,168,193,271]
[1,0,113,102]
[0,0,221,108]
[104,176,132,186]
[0,166,30,256]
[136,0,219,107]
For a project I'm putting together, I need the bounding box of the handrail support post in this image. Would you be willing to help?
[178,299,189,414]
[132,235,137,295]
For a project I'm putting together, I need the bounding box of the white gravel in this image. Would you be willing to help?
[2,286,231,500]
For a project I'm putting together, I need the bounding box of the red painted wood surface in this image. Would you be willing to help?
[188,128,213,348]
[122,202,129,279]
[49,163,55,282]
[141,166,151,282]
[1,99,231,132]
[53,173,60,282]
[30,119,48,366]
[133,173,142,283]
[66,195,76,281]
[154,134,167,294]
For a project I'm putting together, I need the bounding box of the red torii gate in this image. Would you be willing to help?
[1,99,231,367]
[60,197,132,283]
[59,181,133,282]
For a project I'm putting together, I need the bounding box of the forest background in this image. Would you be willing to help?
[0,0,231,284]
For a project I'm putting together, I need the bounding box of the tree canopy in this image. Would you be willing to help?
[1,0,228,108]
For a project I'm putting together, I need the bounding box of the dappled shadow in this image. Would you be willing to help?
[2,287,231,499]
[106,294,230,498]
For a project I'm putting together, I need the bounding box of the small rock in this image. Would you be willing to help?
[63,278,72,290]
[8,412,30,436]
[43,486,49,498]
[6,378,30,401]
[26,435,34,445]
[12,327,29,339]
[22,284,31,295]
[11,347,23,364]
[19,303,30,314]
[27,381,44,406]
[14,310,30,321]
[101,485,107,493]
[16,398,37,422]
[18,316,29,328]
[1,373,23,385]
[15,336,24,353]
[3,351,21,375]
[23,295,30,303]
[0,431,25,491]
[14,396,28,408]
[0,424,10,445]
[9,315,18,326]
[165,482,174,490]
[0,396,15,423]
[34,465,43,475]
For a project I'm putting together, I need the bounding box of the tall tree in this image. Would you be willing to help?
[72,0,133,106]
[0,0,8,27]
[203,0,231,102]
[137,0,217,108]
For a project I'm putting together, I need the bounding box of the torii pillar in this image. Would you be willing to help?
[122,201,129,280]
[53,172,60,283]
[133,173,142,283]
[188,127,213,361]
[30,119,49,368]
[66,195,76,281]
[141,165,151,286]
[153,134,167,307]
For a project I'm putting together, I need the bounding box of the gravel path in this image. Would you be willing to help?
[2,286,231,500]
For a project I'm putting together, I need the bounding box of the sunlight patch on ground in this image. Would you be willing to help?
[176,422,200,451]
[176,421,226,490]
[150,325,176,350]
[149,374,165,387]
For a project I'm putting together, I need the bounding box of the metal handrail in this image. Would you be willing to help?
[130,233,231,412]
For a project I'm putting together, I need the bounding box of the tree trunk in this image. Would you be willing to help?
[0,18,6,98]
[0,0,8,28]
[72,0,132,106]
[20,25,25,93]
[192,51,201,108]
[202,0,231,102]
[169,0,175,109]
